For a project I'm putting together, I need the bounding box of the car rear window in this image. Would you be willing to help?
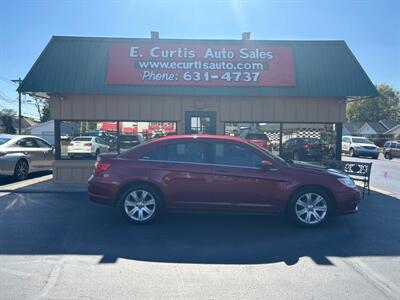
[0,138,11,145]
[73,137,92,142]
[246,133,269,141]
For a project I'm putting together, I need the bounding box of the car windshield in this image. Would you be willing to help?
[0,138,11,145]
[73,137,92,142]
[119,135,139,141]
[86,131,101,136]
[352,138,373,144]
[300,138,320,144]
[246,133,269,141]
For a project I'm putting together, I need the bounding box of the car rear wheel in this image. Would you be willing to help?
[118,184,162,224]
[13,159,29,181]
[288,188,333,227]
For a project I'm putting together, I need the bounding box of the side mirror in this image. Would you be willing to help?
[260,160,273,172]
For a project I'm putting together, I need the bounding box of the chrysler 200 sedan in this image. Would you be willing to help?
[88,135,361,227]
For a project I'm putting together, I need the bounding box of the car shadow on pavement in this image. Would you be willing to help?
[0,170,52,186]
[0,190,399,266]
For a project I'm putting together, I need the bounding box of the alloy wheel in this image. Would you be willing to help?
[15,160,29,180]
[124,189,156,222]
[294,192,328,225]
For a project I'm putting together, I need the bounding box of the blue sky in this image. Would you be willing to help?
[1,0,399,118]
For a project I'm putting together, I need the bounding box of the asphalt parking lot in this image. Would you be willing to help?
[1,190,400,299]
[0,156,399,299]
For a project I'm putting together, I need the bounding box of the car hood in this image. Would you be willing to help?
[352,143,377,148]
[287,160,346,177]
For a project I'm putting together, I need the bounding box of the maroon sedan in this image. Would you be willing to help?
[88,135,360,227]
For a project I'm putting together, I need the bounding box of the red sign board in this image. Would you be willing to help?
[106,43,296,87]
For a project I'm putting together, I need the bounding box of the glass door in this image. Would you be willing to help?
[185,111,217,134]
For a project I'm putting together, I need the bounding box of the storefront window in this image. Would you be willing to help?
[59,121,118,159]
[281,123,337,162]
[118,121,176,153]
[58,121,177,159]
[224,122,281,156]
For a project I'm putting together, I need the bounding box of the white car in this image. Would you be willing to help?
[68,136,109,157]
[342,136,379,159]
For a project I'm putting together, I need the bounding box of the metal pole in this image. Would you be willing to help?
[18,77,21,134]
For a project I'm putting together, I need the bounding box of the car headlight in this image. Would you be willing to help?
[338,177,356,188]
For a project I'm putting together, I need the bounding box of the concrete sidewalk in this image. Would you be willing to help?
[0,175,87,194]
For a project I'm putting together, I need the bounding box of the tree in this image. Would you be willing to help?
[41,99,50,122]
[32,96,50,122]
[347,84,400,122]
[0,109,16,134]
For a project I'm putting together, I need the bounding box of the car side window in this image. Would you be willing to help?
[165,142,207,163]
[396,143,400,149]
[142,146,167,161]
[384,142,390,148]
[35,138,51,148]
[17,138,38,148]
[212,142,263,168]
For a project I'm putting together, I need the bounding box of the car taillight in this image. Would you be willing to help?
[303,144,310,150]
[84,143,92,147]
[95,161,111,174]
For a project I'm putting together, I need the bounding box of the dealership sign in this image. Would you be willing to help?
[106,43,296,86]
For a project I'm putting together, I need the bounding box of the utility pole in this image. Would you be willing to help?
[11,78,22,134]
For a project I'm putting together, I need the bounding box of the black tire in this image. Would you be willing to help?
[13,159,29,181]
[384,152,391,160]
[293,151,300,161]
[349,148,356,157]
[95,149,100,157]
[372,155,379,159]
[117,183,163,224]
[287,187,334,227]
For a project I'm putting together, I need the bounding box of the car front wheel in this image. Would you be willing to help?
[288,188,333,227]
[118,184,162,224]
[384,152,391,159]
[349,148,356,157]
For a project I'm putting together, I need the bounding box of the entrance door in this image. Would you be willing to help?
[185,111,217,134]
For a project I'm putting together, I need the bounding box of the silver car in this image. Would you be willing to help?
[0,134,54,180]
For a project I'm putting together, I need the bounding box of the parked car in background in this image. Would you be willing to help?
[0,134,54,180]
[86,130,117,150]
[118,134,144,152]
[239,130,272,151]
[342,136,379,159]
[383,140,400,159]
[281,138,322,161]
[88,135,360,227]
[68,136,109,158]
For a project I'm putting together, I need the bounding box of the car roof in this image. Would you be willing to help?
[0,134,44,139]
[73,136,95,139]
[151,134,246,143]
